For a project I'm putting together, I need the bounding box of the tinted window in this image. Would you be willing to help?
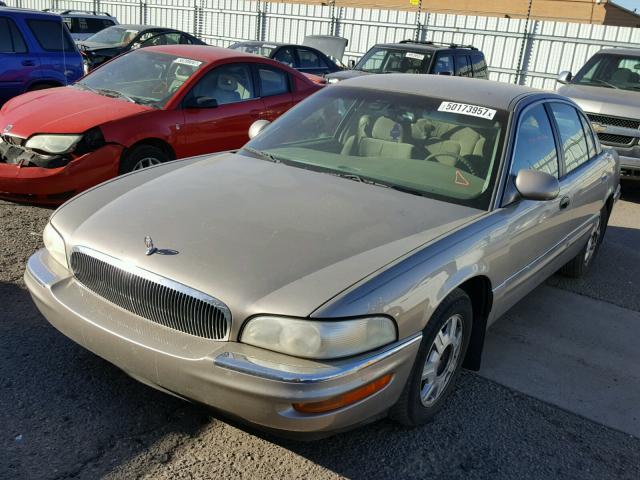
[455,55,472,77]
[189,63,255,105]
[86,18,114,33]
[274,47,295,67]
[578,113,598,158]
[356,48,431,74]
[433,54,454,75]
[141,33,182,47]
[27,20,75,52]
[512,104,559,177]
[550,103,590,174]
[297,48,326,68]
[471,53,488,79]
[258,66,289,96]
[0,17,27,53]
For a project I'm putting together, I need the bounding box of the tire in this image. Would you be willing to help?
[119,145,169,174]
[559,206,608,278]
[389,288,473,426]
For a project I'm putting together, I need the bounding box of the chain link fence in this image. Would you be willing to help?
[8,0,640,89]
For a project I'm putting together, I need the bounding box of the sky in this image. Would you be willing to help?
[615,0,640,12]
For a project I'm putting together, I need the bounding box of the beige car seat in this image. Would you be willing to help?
[215,74,241,104]
[342,116,414,158]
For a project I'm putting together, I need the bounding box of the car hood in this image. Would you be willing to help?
[0,87,151,137]
[302,35,348,61]
[55,153,484,322]
[558,83,640,119]
[326,69,371,82]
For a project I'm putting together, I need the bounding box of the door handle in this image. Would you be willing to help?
[21,60,35,66]
[559,196,571,210]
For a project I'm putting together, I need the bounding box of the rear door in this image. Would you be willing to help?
[548,101,608,237]
[254,63,294,121]
[0,16,36,104]
[454,54,473,77]
[25,18,82,85]
[471,52,489,79]
[178,62,266,157]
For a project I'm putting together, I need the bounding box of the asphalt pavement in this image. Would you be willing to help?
[1,185,640,480]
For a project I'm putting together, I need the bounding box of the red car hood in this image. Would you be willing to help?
[0,87,151,138]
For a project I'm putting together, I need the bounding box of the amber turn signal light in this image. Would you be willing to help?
[292,374,393,414]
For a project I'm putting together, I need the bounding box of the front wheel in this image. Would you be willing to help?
[119,145,169,174]
[390,289,472,426]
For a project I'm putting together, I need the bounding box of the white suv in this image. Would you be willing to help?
[45,9,119,41]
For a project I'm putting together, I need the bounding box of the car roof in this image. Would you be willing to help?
[336,74,554,111]
[597,47,640,57]
[142,45,273,63]
[112,24,164,30]
[373,41,479,52]
[0,7,64,20]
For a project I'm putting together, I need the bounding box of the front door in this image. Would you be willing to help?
[178,62,266,157]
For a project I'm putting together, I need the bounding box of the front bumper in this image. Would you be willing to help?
[618,155,640,180]
[25,249,421,435]
[0,144,123,204]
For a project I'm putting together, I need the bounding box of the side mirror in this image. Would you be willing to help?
[184,96,218,109]
[248,119,271,139]
[557,70,572,84]
[515,170,560,201]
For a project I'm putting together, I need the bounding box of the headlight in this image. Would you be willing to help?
[26,134,83,155]
[240,316,396,359]
[327,77,340,84]
[43,222,68,268]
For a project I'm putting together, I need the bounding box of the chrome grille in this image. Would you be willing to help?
[70,248,231,340]
[587,114,640,130]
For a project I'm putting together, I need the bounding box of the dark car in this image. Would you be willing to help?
[326,40,488,83]
[78,24,205,70]
[228,40,343,76]
[0,8,84,105]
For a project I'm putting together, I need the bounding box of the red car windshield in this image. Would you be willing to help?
[76,50,204,108]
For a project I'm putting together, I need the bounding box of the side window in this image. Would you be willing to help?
[258,66,289,97]
[27,20,75,52]
[0,18,27,53]
[471,53,488,79]
[578,113,598,158]
[432,54,454,75]
[86,18,110,33]
[180,34,196,45]
[297,48,323,68]
[274,47,295,67]
[454,55,472,77]
[62,17,73,31]
[136,31,156,44]
[549,103,590,174]
[141,33,182,47]
[512,104,559,178]
[359,49,386,71]
[189,63,255,105]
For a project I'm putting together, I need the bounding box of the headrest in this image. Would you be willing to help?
[217,74,238,91]
[372,116,404,142]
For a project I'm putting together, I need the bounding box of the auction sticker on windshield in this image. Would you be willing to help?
[438,101,496,120]
[405,52,424,60]
[174,58,203,68]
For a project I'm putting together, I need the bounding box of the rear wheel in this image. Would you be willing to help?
[390,289,472,426]
[119,145,169,174]
[560,206,608,278]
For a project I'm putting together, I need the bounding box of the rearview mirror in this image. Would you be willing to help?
[515,170,560,201]
[184,96,218,109]
[557,70,572,84]
[248,119,271,139]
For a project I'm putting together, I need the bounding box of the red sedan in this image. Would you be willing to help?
[0,45,323,204]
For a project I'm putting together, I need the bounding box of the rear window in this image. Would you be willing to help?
[471,53,488,79]
[0,17,28,53]
[27,19,75,52]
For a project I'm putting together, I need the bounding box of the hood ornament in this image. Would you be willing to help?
[144,236,157,256]
[591,122,607,134]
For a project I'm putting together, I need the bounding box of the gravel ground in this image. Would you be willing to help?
[2,188,640,480]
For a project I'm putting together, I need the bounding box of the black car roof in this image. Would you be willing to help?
[374,40,481,53]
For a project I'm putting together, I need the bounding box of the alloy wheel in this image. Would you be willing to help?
[132,157,162,171]
[583,216,601,266]
[420,314,464,407]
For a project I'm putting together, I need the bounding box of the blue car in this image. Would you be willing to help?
[0,8,84,105]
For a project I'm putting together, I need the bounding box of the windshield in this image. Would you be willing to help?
[573,53,640,91]
[241,87,507,210]
[76,50,204,108]
[356,48,432,73]
[229,43,277,57]
[85,26,140,46]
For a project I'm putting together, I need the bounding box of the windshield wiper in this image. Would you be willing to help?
[97,88,136,103]
[75,83,99,94]
[242,147,282,163]
[330,172,429,197]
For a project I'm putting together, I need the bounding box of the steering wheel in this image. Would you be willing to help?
[425,152,477,176]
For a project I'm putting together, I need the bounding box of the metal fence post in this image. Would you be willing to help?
[194,0,203,38]
[139,1,148,26]
[515,0,533,84]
